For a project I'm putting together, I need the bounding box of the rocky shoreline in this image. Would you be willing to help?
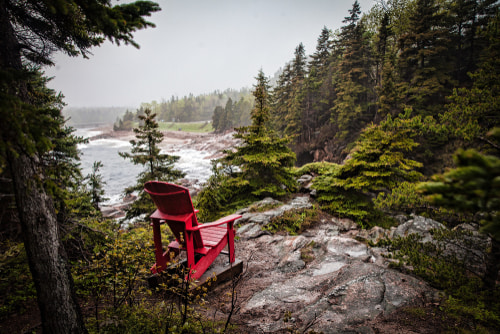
[94,127,239,219]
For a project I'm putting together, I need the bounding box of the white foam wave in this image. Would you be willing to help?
[88,138,132,148]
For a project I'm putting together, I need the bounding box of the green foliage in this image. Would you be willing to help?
[7,0,160,66]
[114,110,136,131]
[374,181,428,213]
[0,69,64,173]
[158,121,214,133]
[314,112,424,226]
[292,161,341,177]
[383,229,500,329]
[263,207,318,235]
[137,88,252,124]
[195,161,254,222]
[66,218,235,333]
[119,108,185,220]
[224,70,297,198]
[440,13,500,147]
[198,70,298,221]
[419,148,500,240]
[86,161,108,211]
[72,223,154,327]
[0,242,36,319]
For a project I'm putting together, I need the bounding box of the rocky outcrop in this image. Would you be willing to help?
[225,197,440,333]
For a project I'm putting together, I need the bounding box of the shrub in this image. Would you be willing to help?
[263,207,318,235]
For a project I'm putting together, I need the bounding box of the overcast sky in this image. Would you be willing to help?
[44,0,375,108]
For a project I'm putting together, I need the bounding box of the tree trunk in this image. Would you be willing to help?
[8,153,87,334]
[484,237,500,290]
[1,1,87,332]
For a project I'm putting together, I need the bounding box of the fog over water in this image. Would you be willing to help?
[75,128,212,204]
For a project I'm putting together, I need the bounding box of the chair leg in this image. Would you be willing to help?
[228,229,235,263]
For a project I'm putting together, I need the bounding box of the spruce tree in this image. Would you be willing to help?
[212,105,223,132]
[224,70,297,198]
[331,1,376,140]
[315,111,424,225]
[397,0,453,116]
[87,161,107,211]
[284,43,307,141]
[0,1,160,332]
[302,27,333,142]
[271,63,293,134]
[419,145,500,289]
[440,12,500,149]
[119,108,184,220]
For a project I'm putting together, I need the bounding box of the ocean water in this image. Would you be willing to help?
[75,128,212,204]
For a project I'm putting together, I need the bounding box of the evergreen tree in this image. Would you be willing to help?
[224,70,297,198]
[440,12,500,149]
[396,0,453,116]
[0,1,160,331]
[331,1,376,139]
[212,105,223,132]
[284,43,307,141]
[119,108,184,220]
[309,26,331,70]
[234,96,253,126]
[419,144,500,289]
[87,161,107,211]
[302,27,333,142]
[222,97,234,131]
[271,63,293,134]
[315,111,424,225]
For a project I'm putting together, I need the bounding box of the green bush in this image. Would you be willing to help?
[381,231,500,330]
[263,207,318,235]
[0,242,36,319]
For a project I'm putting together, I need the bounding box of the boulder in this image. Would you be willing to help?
[393,214,446,243]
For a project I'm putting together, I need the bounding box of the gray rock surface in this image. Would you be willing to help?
[393,214,446,243]
[225,198,436,333]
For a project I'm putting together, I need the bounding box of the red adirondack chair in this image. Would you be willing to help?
[144,181,241,281]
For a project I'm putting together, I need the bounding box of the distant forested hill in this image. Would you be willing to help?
[141,88,252,123]
[63,106,131,126]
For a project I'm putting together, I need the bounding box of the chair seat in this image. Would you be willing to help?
[200,225,227,246]
[167,224,227,250]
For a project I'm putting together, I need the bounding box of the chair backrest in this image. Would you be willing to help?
[144,181,203,248]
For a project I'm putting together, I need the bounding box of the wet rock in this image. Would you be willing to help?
[236,196,313,231]
[297,174,313,185]
[331,217,359,232]
[393,214,446,243]
[232,215,436,334]
[297,174,314,192]
[356,226,390,244]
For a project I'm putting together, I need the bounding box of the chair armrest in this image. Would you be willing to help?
[187,214,242,231]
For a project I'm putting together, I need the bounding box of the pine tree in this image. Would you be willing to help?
[331,1,376,140]
[119,108,184,220]
[87,161,107,211]
[222,97,234,131]
[397,0,453,116]
[315,111,424,226]
[302,27,333,142]
[212,105,223,132]
[440,12,500,149]
[0,1,160,331]
[284,43,307,141]
[224,70,297,198]
[271,63,293,134]
[419,144,500,289]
